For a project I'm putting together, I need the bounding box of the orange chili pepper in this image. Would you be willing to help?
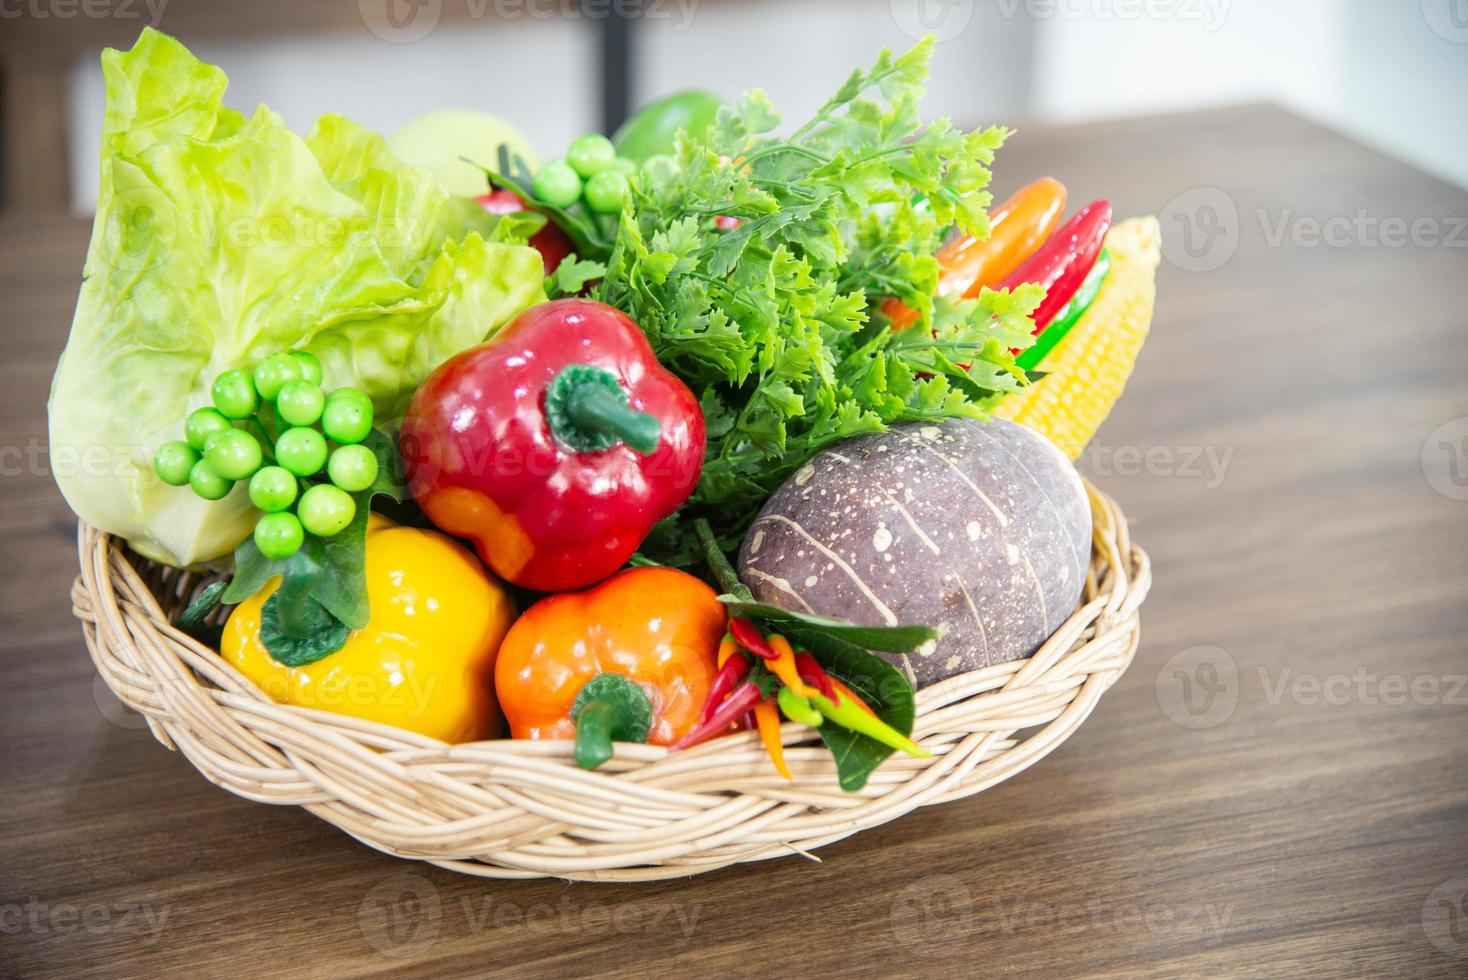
[766,635,818,699]
[716,635,740,668]
[883,177,1068,329]
[753,699,793,780]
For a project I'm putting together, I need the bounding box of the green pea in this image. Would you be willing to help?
[298,484,356,537]
[154,441,199,487]
[321,390,374,445]
[290,351,323,385]
[532,158,583,209]
[567,133,617,178]
[275,427,328,477]
[584,169,630,214]
[185,408,233,451]
[188,459,233,501]
[203,428,263,481]
[327,444,379,493]
[248,466,298,513]
[254,512,304,560]
[252,353,303,401]
[210,369,260,419]
[276,380,325,427]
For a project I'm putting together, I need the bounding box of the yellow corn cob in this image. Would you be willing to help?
[992,216,1161,460]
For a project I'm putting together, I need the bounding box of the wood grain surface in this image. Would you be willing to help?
[2,104,1466,979]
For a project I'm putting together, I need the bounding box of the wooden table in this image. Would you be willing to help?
[3,105,1466,978]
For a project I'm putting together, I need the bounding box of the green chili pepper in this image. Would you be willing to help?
[778,686,824,727]
[1017,247,1111,372]
[811,681,930,759]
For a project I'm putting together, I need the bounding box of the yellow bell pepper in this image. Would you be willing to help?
[221,517,516,743]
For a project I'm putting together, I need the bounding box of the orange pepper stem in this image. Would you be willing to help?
[753,700,793,781]
[766,635,819,699]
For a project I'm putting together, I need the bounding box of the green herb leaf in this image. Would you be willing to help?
[593,39,1029,560]
[548,253,608,298]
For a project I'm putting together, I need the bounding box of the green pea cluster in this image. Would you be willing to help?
[152,351,379,560]
[531,133,635,215]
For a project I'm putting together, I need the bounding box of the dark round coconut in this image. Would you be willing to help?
[738,418,1091,688]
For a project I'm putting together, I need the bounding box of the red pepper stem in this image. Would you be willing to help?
[546,364,662,455]
[672,681,763,750]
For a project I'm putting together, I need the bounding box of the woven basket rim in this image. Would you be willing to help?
[73,479,1150,881]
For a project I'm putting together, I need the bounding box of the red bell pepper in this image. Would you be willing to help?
[998,199,1112,333]
[476,189,575,275]
[401,298,706,591]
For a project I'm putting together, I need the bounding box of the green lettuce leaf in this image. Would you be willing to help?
[48,29,545,567]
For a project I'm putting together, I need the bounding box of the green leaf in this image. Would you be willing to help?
[259,592,350,666]
[783,624,916,792]
[177,580,228,628]
[548,253,607,298]
[719,599,937,653]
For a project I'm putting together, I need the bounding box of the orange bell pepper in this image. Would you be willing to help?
[495,567,726,768]
[883,177,1068,329]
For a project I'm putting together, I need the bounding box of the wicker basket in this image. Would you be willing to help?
[71,480,1148,882]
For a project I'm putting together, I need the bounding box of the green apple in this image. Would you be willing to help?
[388,109,539,198]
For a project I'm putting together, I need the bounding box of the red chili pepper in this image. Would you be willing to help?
[729,617,777,660]
[699,647,751,724]
[794,651,838,702]
[671,680,764,750]
[401,299,706,591]
[998,200,1112,333]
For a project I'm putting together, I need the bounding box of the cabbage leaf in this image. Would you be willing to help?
[49,29,545,567]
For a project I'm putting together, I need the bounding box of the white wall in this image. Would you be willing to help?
[64,0,1468,212]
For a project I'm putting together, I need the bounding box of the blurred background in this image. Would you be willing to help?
[0,0,1464,214]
